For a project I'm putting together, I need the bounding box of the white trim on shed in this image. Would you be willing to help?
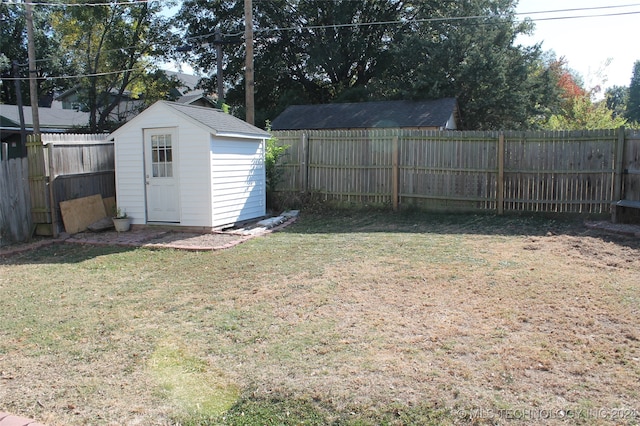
[109,101,270,229]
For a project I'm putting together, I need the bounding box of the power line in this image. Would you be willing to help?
[4,3,640,80]
[1,68,138,81]
[522,10,640,22]
[518,3,640,16]
[1,0,154,7]
[183,4,640,41]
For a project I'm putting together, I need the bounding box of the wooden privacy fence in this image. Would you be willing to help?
[26,134,114,236]
[0,144,31,246]
[273,128,639,214]
[618,131,640,203]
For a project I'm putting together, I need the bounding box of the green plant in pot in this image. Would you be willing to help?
[112,207,131,232]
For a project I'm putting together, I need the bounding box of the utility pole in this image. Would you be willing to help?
[244,0,254,125]
[215,28,224,105]
[25,1,40,135]
[177,28,237,106]
[12,61,27,150]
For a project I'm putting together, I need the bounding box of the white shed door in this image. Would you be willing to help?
[144,128,179,222]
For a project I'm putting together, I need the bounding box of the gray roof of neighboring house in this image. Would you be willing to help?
[0,104,90,131]
[164,71,202,94]
[56,71,206,102]
[176,93,217,106]
[271,98,459,130]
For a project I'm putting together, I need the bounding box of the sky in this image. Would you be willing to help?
[515,0,640,92]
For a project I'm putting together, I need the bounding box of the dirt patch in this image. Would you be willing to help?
[64,229,249,250]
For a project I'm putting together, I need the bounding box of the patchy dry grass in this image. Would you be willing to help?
[1,211,639,425]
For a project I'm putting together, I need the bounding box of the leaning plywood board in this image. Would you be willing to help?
[59,194,107,234]
[103,196,116,218]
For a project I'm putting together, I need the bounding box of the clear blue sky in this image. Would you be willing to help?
[515,1,640,92]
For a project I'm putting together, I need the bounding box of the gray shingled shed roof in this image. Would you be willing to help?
[163,101,269,138]
[271,98,458,130]
[110,101,269,139]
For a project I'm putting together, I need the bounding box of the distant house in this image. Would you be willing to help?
[175,93,218,108]
[54,71,216,124]
[271,98,460,131]
[0,104,90,157]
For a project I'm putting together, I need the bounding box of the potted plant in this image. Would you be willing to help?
[112,207,131,232]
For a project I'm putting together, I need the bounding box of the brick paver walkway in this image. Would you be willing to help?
[0,412,45,426]
[0,214,299,257]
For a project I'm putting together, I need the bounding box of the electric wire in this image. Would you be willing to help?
[2,3,640,81]
[2,68,139,81]
[1,0,152,6]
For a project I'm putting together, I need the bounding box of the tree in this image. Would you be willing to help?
[175,0,561,130]
[0,2,72,106]
[605,85,628,119]
[627,60,640,123]
[543,59,626,130]
[545,96,626,130]
[50,0,178,132]
[377,0,561,129]
[175,0,406,126]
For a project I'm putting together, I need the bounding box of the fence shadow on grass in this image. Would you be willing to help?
[281,209,640,250]
[0,242,136,266]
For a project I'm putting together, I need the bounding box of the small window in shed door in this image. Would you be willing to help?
[151,134,173,177]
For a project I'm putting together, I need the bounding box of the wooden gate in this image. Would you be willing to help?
[26,135,52,235]
[622,130,640,200]
[612,129,640,222]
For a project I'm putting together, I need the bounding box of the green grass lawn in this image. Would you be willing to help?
[1,210,639,425]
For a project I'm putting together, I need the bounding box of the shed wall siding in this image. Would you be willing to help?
[114,129,147,224]
[210,138,265,227]
[176,126,213,227]
[115,103,214,226]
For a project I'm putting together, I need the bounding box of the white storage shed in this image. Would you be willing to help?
[109,101,270,229]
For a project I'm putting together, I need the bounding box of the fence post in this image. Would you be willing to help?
[300,132,309,193]
[497,132,505,215]
[26,134,52,235]
[392,135,399,211]
[47,143,59,238]
[613,126,625,203]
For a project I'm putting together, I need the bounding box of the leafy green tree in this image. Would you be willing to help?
[605,85,628,119]
[175,0,407,126]
[379,0,561,130]
[51,0,178,132]
[626,60,640,123]
[0,2,71,106]
[545,96,626,130]
[264,123,289,209]
[542,58,626,130]
[175,0,560,130]
[127,70,184,113]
